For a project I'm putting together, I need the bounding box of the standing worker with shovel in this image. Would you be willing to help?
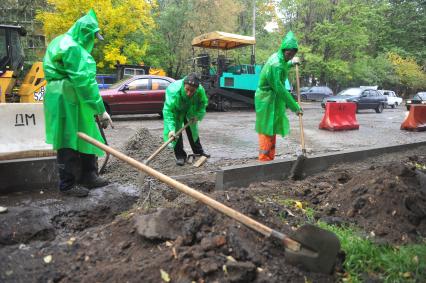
[163,73,210,166]
[43,9,113,197]
[255,31,302,161]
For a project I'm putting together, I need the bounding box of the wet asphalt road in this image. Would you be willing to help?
[105,102,426,162]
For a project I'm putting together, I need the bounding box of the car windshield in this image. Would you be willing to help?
[417,93,426,99]
[108,78,130,89]
[336,88,362,96]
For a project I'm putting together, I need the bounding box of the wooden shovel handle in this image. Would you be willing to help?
[78,132,301,251]
[295,65,306,154]
[145,121,191,164]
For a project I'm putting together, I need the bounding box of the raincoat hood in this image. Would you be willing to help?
[280,31,298,51]
[67,9,100,53]
[277,31,298,62]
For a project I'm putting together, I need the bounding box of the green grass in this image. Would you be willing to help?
[254,195,425,282]
[318,222,426,282]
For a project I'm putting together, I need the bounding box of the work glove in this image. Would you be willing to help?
[291,57,301,65]
[168,131,176,139]
[98,111,113,129]
[296,109,303,116]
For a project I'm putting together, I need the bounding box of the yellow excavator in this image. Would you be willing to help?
[0,25,46,104]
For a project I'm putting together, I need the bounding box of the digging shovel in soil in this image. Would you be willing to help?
[144,121,192,166]
[138,121,193,183]
[78,132,341,274]
[96,116,110,175]
[290,64,307,180]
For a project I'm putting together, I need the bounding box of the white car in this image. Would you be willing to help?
[380,90,403,108]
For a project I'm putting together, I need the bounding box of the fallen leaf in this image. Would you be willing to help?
[67,237,76,246]
[226,256,236,262]
[294,201,303,210]
[43,255,52,263]
[402,272,411,278]
[5,270,13,276]
[222,265,228,275]
[0,206,8,213]
[412,256,419,264]
[172,247,178,259]
[165,241,173,247]
[160,269,170,282]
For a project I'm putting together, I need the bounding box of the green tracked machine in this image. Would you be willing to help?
[190,31,290,111]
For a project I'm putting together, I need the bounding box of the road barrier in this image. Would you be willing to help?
[0,103,53,160]
[319,102,359,131]
[401,105,426,132]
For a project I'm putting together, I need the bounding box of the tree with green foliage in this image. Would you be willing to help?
[37,0,155,71]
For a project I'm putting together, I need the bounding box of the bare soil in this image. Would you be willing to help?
[1,127,425,283]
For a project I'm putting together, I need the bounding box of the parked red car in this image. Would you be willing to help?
[100,75,175,116]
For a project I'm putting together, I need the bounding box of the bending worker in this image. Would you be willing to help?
[163,73,210,166]
[255,31,302,161]
[43,9,113,197]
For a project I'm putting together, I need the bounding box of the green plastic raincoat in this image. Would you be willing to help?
[43,9,105,156]
[255,31,301,137]
[162,79,208,147]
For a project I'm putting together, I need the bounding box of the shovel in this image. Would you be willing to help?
[96,116,110,175]
[78,132,341,274]
[290,64,307,180]
[138,121,192,183]
[144,121,192,166]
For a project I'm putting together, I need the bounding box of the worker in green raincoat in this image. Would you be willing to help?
[255,31,302,161]
[43,9,113,197]
[163,73,210,166]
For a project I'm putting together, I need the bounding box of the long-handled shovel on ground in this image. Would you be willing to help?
[144,121,192,166]
[77,132,341,274]
[96,117,110,175]
[290,64,307,180]
[138,121,192,183]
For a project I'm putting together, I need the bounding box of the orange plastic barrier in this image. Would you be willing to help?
[319,102,359,131]
[400,105,426,132]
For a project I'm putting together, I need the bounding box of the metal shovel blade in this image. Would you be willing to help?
[284,224,341,274]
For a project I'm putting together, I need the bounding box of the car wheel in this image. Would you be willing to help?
[158,112,163,119]
[406,105,410,111]
[375,103,384,113]
[391,104,395,109]
[355,104,359,114]
[301,94,307,101]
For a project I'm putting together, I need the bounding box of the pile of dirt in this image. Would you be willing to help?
[267,154,426,245]
[5,193,339,283]
[103,128,220,187]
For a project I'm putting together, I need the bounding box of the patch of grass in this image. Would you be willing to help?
[318,222,426,282]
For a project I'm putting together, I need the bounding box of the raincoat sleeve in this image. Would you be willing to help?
[270,65,300,112]
[163,88,177,134]
[194,87,208,121]
[63,45,105,115]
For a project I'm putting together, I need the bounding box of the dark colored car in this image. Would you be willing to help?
[321,87,387,113]
[100,75,175,116]
[96,74,117,89]
[406,92,426,110]
[301,86,333,101]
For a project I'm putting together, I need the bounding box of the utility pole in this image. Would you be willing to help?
[251,0,256,65]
